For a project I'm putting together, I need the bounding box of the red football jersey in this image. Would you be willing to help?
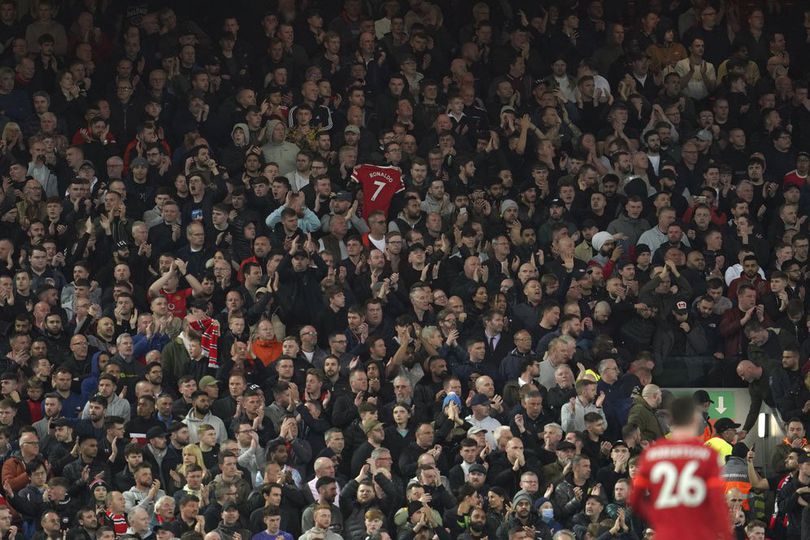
[352,164,405,218]
[629,438,732,540]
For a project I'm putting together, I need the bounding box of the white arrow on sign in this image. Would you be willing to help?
[715,396,727,414]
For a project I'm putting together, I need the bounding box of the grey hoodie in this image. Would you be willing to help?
[231,122,249,145]
[261,119,300,176]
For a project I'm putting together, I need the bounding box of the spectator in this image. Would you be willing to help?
[0,4,796,538]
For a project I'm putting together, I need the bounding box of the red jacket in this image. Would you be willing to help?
[727,274,769,301]
[719,307,771,358]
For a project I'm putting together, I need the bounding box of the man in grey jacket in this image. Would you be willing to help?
[607,195,650,250]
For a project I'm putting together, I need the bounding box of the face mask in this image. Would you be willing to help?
[541,508,554,523]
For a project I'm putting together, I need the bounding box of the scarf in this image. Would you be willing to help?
[189,317,220,369]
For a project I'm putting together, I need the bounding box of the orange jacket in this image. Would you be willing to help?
[250,339,283,367]
[1,456,29,492]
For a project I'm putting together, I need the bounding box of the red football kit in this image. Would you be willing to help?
[629,438,732,540]
[351,164,404,218]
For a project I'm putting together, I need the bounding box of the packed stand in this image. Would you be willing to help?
[0,0,809,540]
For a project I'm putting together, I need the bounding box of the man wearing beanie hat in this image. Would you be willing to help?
[589,231,619,274]
[500,199,518,217]
[500,198,522,231]
[496,489,551,539]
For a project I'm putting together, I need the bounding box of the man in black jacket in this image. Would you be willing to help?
[276,238,328,331]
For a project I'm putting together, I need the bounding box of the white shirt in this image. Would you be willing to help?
[465,414,502,449]
[724,263,766,286]
[290,171,311,192]
[485,332,501,351]
[674,58,716,100]
[368,234,386,252]
[308,477,340,505]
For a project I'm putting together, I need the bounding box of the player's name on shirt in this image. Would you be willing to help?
[645,444,712,460]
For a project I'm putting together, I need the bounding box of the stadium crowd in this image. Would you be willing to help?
[0,0,810,540]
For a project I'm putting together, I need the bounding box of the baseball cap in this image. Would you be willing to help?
[469,463,486,474]
[467,426,487,437]
[693,390,714,404]
[695,129,713,142]
[470,393,491,407]
[714,418,741,432]
[549,198,565,208]
[146,426,167,439]
[674,300,689,314]
[500,105,516,115]
[292,250,310,259]
[333,191,353,202]
[556,440,576,451]
[798,452,810,464]
[198,375,218,389]
[344,125,360,135]
[79,160,95,170]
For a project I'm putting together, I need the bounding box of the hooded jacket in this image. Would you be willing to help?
[220,122,251,174]
[182,408,227,445]
[261,119,300,176]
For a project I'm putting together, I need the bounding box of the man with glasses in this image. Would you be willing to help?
[299,326,326,366]
[596,358,633,440]
[3,428,42,491]
[234,420,263,484]
[109,78,140,142]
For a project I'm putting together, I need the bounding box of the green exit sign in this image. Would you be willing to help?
[669,389,738,420]
[706,390,736,418]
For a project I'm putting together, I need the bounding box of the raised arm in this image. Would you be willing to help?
[148,261,177,298]
[174,259,205,295]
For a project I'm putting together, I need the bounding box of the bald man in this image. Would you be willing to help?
[627,384,665,441]
[736,359,773,439]
[307,457,340,505]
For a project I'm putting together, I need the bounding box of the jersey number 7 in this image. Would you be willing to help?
[369,180,387,202]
